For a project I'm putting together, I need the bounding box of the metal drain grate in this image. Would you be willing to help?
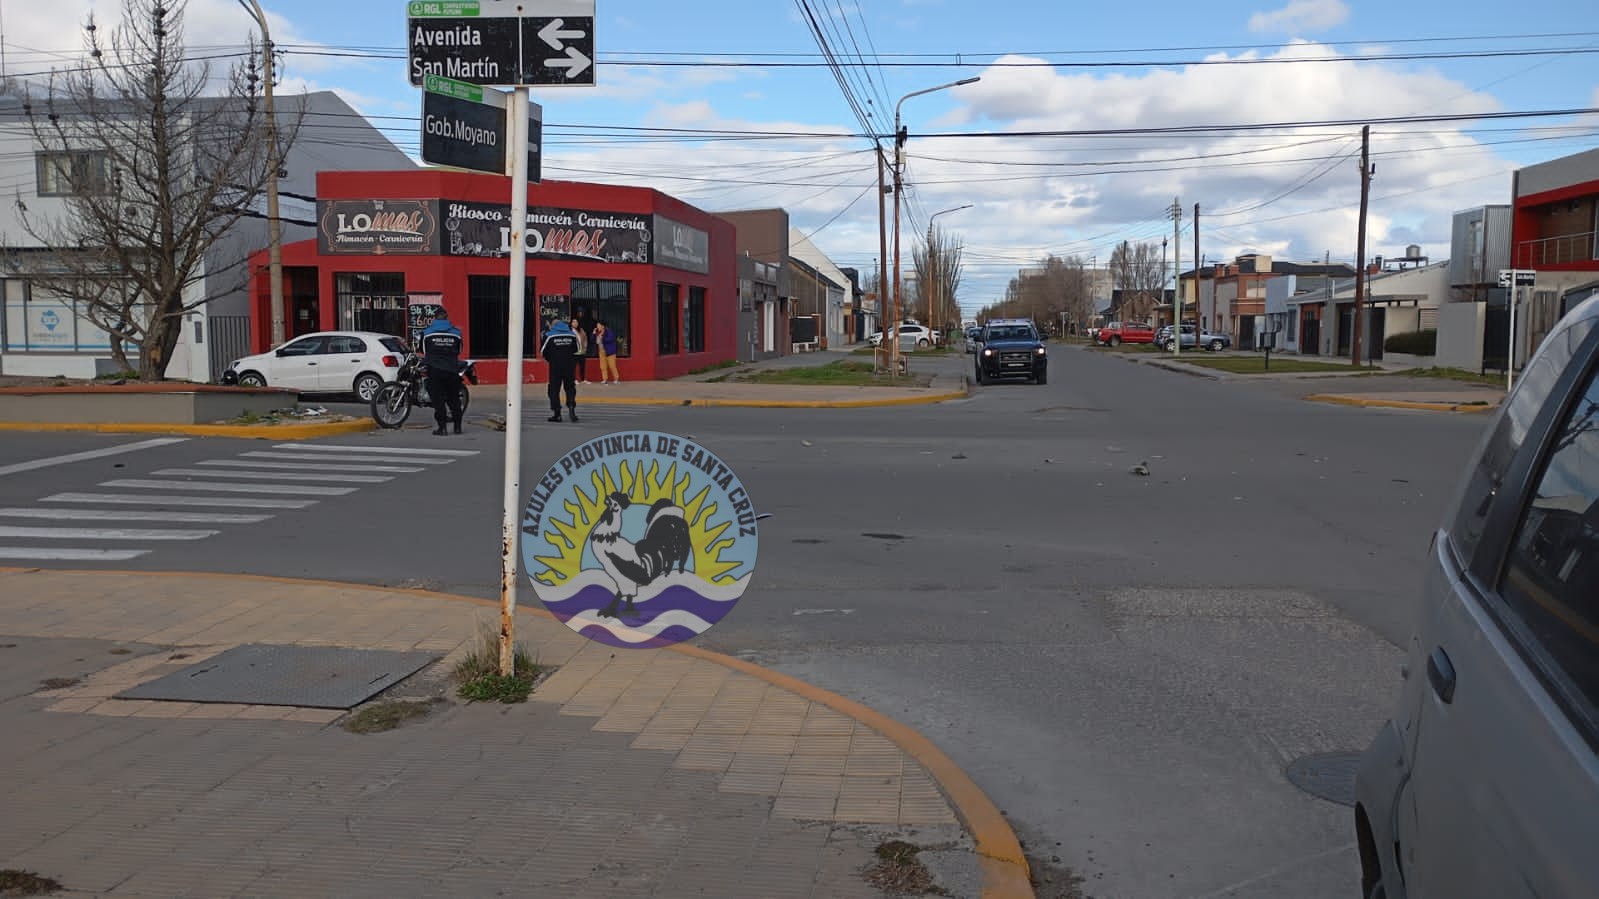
[1285,751,1362,807]
[116,644,438,710]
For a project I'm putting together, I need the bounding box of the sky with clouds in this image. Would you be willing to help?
[4,0,1597,316]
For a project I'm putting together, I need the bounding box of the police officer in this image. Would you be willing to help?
[540,319,580,423]
[419,309,465,435]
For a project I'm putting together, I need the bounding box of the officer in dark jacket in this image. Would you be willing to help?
[540,319,580,423]
[419,310,465,435]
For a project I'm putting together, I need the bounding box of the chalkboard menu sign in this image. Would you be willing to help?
[407,295,445,350]
[539,295,571,344]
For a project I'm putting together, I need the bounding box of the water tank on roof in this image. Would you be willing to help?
[1406,244,1423,259]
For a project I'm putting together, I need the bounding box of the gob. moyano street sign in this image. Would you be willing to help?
[421,74,543,180]
[407,0,596,87]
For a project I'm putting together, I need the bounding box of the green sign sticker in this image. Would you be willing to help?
[423,74,485,102]
[408,1,481,17]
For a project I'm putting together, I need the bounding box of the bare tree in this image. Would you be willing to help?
[10,0,289,379]
[1108,240,1165,322]
[912,224,965,334]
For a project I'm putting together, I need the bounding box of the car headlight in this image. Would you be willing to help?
[1035,347,1046,355]
[227,359,240,370]
[982,348,993,356]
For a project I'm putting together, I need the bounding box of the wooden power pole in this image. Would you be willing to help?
[1352,125,1372,367]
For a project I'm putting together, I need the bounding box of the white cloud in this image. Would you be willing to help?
[1248,0,1350,35]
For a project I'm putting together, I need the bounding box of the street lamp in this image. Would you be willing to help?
[238,0,284,348]
[889,76,979,372]
[927,204,972,339]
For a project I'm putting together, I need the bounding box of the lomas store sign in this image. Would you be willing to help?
[317,199,441,255]
[442,200,651,263]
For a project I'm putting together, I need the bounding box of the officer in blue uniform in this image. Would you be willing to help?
[419,310,465,435]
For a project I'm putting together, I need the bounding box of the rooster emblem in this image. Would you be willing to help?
[589,492,694,618]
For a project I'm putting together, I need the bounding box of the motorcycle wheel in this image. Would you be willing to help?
[456,383,471,417]
[371,383,412,429]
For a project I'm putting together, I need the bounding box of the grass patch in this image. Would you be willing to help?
[453,625,541,704]
[1387,366,1506,388]
[0,869,62,896]
[863,841,942,896]
[1172,355,1369,374]
[38,677,81,690]
[342,698,443,734]
[688,359,741,375]
[1092,342,1163,354]
[738,360,929,387]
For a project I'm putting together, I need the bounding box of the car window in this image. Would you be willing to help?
[1449,314,1598,564]
[1499,357,1599,718]
[278,336,327,357]
[380,337,408,354]
[327,336,367,354]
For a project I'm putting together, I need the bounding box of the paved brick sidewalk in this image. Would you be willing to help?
[0,569,1023,898]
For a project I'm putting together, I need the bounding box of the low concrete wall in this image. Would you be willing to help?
[0,385,297,424]
[1437,302,1485,371]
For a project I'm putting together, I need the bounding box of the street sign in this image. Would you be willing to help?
[421,75,543,180]
[407,0,595,87]
[1498,268,1536,288]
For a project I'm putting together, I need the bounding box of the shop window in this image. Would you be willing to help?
[467,275,537,358]
[658,283,680,355]
[573,279,630,357]
[0,279,144,353]
[334,272,406,337]
[685,286,706,353]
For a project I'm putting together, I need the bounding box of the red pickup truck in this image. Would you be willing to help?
[1096,321,1156,346]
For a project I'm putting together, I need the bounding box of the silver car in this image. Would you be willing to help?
[1355,293,1599,899]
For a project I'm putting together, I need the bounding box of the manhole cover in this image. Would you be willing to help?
[116,644,437,710]
[1285,751,1362,807]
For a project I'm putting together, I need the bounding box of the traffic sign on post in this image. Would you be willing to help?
[408,0,595,87]
[421,75,543,180]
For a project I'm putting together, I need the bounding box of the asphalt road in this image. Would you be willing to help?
[0,346,1490,898]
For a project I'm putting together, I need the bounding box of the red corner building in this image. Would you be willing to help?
[246,170,737,383]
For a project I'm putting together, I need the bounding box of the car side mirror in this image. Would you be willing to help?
[274,348,288,357]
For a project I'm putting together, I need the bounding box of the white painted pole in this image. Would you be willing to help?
[499,87,531,677]
[1507,282,1518,392]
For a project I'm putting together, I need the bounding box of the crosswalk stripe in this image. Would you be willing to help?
[101,479,357,496]
[199,459,425,474]
[273,443,478,457]
[240,451,454,465]
[0,438,189,478]
[0,525,217,541]
[0,547,149,561]
[40,492,318,509]
[153,468,393,484]
[0,508,270,524]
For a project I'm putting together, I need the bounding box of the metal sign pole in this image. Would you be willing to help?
[1507,281,1518,393]
[499,87,532,676]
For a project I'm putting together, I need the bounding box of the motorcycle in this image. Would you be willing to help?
[370,354,478,429]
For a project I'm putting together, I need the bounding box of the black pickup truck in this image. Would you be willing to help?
[974,319,1048,385]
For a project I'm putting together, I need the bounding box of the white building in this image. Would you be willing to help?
[788,228,851,349]
[0,91,413,381]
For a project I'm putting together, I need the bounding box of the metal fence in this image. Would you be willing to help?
[207,315,251,383]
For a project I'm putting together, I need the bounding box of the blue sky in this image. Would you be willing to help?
[7,0,1598,315]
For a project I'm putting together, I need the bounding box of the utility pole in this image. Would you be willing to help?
[876,144,890,373]
[891,124,905,377]
[1169,198,1183,356]
[240,0,285,347]
[1192,203,1200,333]
[1352,125,1373,368]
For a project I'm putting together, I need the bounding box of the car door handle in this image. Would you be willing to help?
[1427,647,1456,704]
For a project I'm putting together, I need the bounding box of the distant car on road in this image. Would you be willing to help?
[1354,293,1599,899]
[974,319,1047,385]
[221,330,408,402]
[868,324,935,349]
[1096,321,1156,346]
[1156,324,1232,352]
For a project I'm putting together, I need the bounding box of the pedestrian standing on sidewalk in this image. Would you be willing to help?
[541,319,580,423]
[570,318,591,385]
[595,321,620,384]
[419,310,464,436]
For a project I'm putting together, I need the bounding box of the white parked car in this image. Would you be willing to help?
[222,331,410,402]
[868,324,936,348]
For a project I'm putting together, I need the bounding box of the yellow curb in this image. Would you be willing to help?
[1305,394,1499,414]
[0,567,1034,898]
[0,418,379,439]
[579,390,969,409]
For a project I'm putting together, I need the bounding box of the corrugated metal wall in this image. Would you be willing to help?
[1450,206,1512,288]
[206,315,250,384]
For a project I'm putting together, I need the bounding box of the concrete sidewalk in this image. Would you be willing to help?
[0,569,1029,898]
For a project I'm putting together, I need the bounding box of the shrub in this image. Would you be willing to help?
[1384,329,1437,356]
